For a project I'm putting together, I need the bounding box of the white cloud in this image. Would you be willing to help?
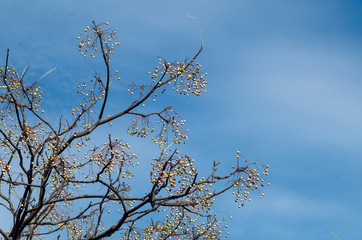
[215,39,362,152]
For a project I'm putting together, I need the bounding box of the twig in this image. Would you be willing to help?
[331,232,341,240]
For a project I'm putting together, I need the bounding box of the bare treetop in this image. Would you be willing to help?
[0,21,269,240]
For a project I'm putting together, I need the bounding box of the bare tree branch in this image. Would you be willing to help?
[0,21,269,240]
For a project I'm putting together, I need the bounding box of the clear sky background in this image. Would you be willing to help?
[1,1,362,239]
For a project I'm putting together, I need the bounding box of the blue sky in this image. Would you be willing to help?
[1,1,362,239]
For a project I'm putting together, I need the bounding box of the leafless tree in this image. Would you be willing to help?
[0,20,269,240]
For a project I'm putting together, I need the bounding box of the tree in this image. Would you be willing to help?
[0,20,269,240]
